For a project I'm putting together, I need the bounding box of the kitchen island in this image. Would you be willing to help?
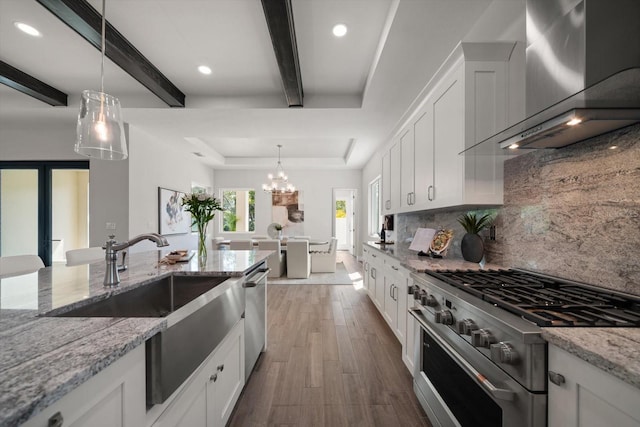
[0,249,270,426]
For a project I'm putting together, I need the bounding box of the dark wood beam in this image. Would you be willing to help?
[36,0,185,107]
[0,60,68,106]
[261,0,303,107]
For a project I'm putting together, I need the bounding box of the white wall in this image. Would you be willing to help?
[0,121,214,253]
[127,126,214,252]
[214,169,361,245]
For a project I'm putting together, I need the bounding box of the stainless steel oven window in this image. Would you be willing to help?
[422,329,502,426]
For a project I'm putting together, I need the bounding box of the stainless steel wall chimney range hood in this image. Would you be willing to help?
[465,0,640,154]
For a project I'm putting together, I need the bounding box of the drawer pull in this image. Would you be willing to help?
[548,371,565,386]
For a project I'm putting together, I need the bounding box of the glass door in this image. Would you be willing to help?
[333,189,357,254]
[0,161,89,266]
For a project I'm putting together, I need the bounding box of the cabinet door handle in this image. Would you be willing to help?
[48,412,64,427]
[391,265,399,271]
[217,364,224,372]
[428,185,434,201]
[210,373,218,382]
[392,285,397,301]
[412,192,416,205]
[548,371,565,386]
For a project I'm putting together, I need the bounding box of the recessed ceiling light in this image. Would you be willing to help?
[332,24,347,37]
[198,65,212,75]
[14,22,41,37]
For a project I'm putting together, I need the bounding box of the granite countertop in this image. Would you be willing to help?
[364,241,640,390]
[0,249,270,426]
[542,328,640,389]
[364,240,504,272]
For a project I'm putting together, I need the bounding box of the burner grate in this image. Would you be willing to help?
[426,269,640,327]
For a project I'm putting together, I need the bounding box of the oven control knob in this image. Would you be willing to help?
[471,329,496,348]
[415,289,426,301]
[434,310,454,325]
[490,342,520,365]
[457,319,479,335]
[424,294,439,307]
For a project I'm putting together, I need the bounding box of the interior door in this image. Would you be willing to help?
[0,161,89,265]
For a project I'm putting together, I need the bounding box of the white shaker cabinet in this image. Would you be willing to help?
[387,42,515,213]
[382,140,401,214]
[22,345,146,427]
[548,344,640,427]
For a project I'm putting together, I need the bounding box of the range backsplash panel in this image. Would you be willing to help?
[397,123,640,295]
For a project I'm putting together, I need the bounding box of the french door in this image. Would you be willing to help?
[0,161,89,266]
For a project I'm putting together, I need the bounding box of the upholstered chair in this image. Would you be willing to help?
[0,255,44,278]
[258,240,286,278]
[310,237,338,273]
[66,247,105,266]
[286,240,310,279]
[230,240,253,250]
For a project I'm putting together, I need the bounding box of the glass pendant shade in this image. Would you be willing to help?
[75,90,127,160]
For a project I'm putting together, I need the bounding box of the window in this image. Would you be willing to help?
[369,177,381,235]
[221,189,255,232]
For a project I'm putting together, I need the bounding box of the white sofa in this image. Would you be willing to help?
[310,237,338,273]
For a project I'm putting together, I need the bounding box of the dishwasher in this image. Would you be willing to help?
[243,264,268,380]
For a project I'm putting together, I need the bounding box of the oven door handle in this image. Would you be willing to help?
[410,308,515,402]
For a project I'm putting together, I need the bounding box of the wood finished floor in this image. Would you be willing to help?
[228,252,430,426]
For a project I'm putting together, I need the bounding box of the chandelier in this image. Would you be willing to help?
[262,145,295,193]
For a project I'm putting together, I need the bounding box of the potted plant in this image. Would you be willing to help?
[457,212,492,263]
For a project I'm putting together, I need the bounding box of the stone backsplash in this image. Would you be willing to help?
[397,123,640,295]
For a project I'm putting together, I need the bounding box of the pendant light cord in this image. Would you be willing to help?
[100,0,106,94]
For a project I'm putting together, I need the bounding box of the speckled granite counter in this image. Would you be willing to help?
[0,249,270,426]
[364,241,504,272]
[541,328,640,389]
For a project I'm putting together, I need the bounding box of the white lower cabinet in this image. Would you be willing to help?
[548,344,640,427]
[152,319,245,427]
[23,345,147,427]
[363,244,418,376]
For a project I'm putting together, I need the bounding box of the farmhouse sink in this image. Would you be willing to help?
[53,275,229,318]
[50,274,246,405]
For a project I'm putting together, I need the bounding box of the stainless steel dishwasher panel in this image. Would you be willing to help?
[244,265,268,380]
[146,277,245,404]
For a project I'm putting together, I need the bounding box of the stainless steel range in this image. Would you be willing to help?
[409,269,640,427]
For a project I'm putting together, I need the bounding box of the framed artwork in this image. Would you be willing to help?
[272,191,304,236]
[158,187,191,235]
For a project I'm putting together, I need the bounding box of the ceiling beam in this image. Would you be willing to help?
[0,60,68,106]
[36,0,185,107]
[261,0,304,107]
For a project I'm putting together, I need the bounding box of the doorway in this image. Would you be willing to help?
[0,161,90,266]
[333,189,357,254]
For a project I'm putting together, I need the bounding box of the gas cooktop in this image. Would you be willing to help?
[425,269,640,327]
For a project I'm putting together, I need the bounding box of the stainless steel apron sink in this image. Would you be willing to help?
[50,274,245,405]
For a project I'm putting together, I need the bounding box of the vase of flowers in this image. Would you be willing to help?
[181,192,223,260]
[275,223,283,240]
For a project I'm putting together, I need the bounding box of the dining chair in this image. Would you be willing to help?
[65,247,105,266]
[258,240,286,278]
[310,237,338,273]
[0,255,45,278]
[230,240,253,250]
[286,240,310,279]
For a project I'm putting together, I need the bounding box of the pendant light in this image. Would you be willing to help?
[262,145,295,193]
[75,0,127,160]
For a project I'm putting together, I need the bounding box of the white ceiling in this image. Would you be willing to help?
[0,0,521,169]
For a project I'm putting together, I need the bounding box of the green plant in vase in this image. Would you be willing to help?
[181,192,223,259]
[457,212,492,263]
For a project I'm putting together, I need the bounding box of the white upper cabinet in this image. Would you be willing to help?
[381,41,518,213]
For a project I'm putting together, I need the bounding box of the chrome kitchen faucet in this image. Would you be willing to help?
[103,233,169,287]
